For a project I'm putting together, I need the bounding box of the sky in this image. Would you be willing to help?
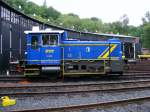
[30,0,150,26]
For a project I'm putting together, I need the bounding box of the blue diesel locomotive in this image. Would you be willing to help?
[24,28,123,79]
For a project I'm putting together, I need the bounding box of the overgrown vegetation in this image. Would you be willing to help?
[4,0,150,49]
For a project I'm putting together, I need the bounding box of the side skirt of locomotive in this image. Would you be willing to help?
[62,59,123,77]
[62,60,106,77]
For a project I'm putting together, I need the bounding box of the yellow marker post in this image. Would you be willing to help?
[1,96,16,107]
[122,55,125,60]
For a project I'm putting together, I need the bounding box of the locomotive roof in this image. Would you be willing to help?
[24,30,64,34]
[95,33,136,38]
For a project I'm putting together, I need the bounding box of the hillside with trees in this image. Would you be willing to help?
[4,0,150,49]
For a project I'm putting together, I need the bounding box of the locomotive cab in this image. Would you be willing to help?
[24,28,65,77]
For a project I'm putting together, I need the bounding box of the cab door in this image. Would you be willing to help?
[40,34,61,65]
[27,34,41,65]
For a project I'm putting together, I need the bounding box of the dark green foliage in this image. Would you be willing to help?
[24,1,40,15]
[5,0,27,11]
[142,24,150,48]
[5,0,61,20]
[40,6,61,19]
[141,11,150,49]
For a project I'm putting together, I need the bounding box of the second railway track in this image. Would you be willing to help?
[1,72,150,82]
[1,79,150,96]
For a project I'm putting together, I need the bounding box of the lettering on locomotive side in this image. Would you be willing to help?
[45,49,54,53]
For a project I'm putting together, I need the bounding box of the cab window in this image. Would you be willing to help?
[31,35,38,49]
[42,34,58,46]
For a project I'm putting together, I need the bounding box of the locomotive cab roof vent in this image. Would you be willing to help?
[32,26,40,31]
[45,28,52,31]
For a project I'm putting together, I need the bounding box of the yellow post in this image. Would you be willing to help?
[61,47,64,80]
[122,52,125,60]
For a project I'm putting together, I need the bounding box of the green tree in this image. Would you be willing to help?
[141,11,150,49]
[91,17,99,21]
[5,0,27,12]
[56,14,81,31]
[80,18,103,32]
[143,24,150,48]
[128,26,143,37]
[24,1,40,15]
[142,11,150,24]
[39,6,60,19]
[120,14,129,26]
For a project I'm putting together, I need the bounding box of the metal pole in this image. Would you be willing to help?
[7,10,12,75]
[19,16,22,58]
[9,11,12,60]
[43,23,45,30]
[122,43,124,53]
[0,5,1,36]
[0,6,2,54]
[0,5,2,74]
[133,43,136,59]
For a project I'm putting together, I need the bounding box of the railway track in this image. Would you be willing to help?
[0,75,26,82]
[0,73,150,82]
[125,71,150,73]
[13,96,150,112]
[1,79,150,96]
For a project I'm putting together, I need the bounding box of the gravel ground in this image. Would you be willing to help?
[65,101,150,112]
[1,88,150,111]
[116,102,150,112]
